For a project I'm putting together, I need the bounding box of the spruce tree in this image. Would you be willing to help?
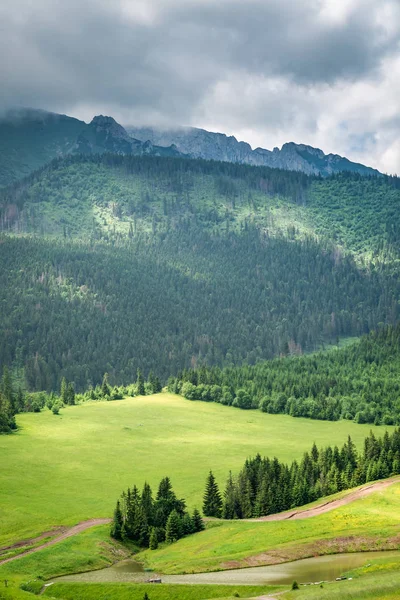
[136,369,145,396]
[60,377,68,405]
[165,509,181,543]
[141,482,154,525]
[1,367,14,414]
[202,471,222,517]
[192,508,205,532]
[149,527,158,550]
[67,382,75,405]
[223,471,239,519]
[110,501,124,540]
[101,373,110,397]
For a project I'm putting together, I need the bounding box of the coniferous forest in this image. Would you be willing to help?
[111,427,400,549]
[216,428,400,519]
[0,154,399,401]
[1,154,400,434]
[169,324,400,425]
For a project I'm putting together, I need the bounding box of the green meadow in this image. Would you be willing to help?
[138,482,400,574]
[1,393,393,547]
[44,583,279,600]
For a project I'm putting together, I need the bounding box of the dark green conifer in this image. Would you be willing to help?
[165,509,181,543]
[192,508,205,532]
[136,369,145,396]
[101,373,110,397]
[110,500,124,540]
[149,527,158,550]
[203,471,222,517]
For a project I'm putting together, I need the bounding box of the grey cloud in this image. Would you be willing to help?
[1,0,399,115]
[0,0,399,171]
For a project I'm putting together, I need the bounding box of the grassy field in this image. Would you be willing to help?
[138,483,400,574]
[0,393,393,547]
[44,582,280,600]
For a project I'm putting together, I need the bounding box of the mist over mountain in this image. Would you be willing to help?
[0,108,381,188]
[126,125,381,177]
[0,109,183,187]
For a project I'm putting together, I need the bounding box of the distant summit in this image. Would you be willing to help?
[0,109,183,187]
[0,107,380,187]
[126,125,380,177]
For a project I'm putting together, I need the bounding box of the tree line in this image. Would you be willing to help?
[0,368,161,433]
[109,427,400,552]
[203,427,400,519]
[169,324,400,425]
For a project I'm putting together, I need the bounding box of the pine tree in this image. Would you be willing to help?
[182,513,195,535]
[141,482,154,525]
[192,508,205,532]
[67,382,75,405]
[101,373,110,397]
[223,471,239,519]
[60,377,68,405]
[165,509,181,544]
[110,500,124,540]
[137,369,145,396]
[1,367,14,415]
[203,471,222,517]
[149,527,158,550]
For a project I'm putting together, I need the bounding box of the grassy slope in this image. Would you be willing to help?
[138,483,400,574]
[44,583,279,600]
[0,393,392,547]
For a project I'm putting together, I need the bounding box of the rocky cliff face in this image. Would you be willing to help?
[126,125,380,176]
[76,116,183,157]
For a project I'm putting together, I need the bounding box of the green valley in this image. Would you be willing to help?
[1,393,387,547]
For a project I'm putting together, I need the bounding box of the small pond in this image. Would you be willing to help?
[53,550,400,586]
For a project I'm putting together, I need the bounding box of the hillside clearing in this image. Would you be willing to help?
[0,393,393,547]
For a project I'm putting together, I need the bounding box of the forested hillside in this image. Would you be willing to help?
[0,154,399,393]
[170,325,400,425]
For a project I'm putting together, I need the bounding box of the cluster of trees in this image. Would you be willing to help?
[0,367,163,432]
[169,324,400,425]
[110,477,204,548]
[206,429,400,519]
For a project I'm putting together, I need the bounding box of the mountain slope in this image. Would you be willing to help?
[0,110,183,187]
[0,154,399,391]
[126,125,381,176]
[0,107,380,189]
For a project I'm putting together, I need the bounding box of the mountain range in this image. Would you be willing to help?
[0,108,380,188]
[126,125,380,177]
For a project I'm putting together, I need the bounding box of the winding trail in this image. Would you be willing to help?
[0,518,111,566]
[2,476,399,567]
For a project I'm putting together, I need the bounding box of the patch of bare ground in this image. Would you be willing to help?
[0,518,111,566]
[0,527,67,555]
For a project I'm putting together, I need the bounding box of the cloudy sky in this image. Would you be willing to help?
[1,0,400,173]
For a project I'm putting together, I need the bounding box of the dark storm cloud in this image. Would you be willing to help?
[0,0,399,171]
[1,0,398,117]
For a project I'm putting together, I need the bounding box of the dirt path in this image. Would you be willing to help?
[0,518,111,566]
[247,476,400,522]
[2,477,399,567]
